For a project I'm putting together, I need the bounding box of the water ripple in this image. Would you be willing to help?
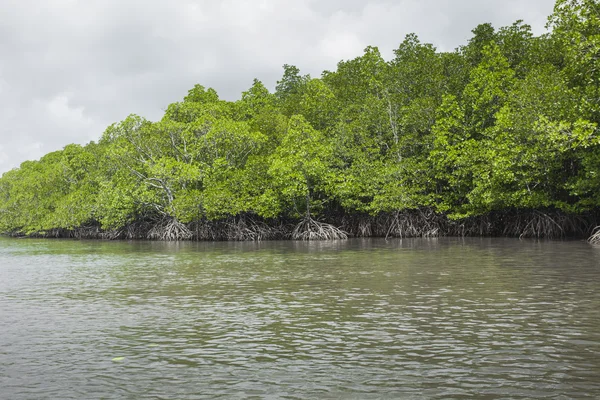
[1,237,600,399]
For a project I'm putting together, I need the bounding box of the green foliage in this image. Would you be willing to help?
[463,43,515,135]
[0,144,101,234]
[1,0,599,237]
[548,0,600,124]
[184,84,220,104]
[428,95,473,216]
[269,115,335,218]
[496,20,536,77]
[275,64,310,117]
[462,23,497,67]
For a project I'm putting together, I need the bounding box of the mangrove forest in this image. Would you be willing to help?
[1,0,599,241]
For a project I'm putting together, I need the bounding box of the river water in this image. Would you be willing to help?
[1,237,600,399]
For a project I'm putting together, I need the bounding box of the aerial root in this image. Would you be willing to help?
[189,217,290,241]
[73,225,102,239]
[588,226,600,244]
[225,216,289,241]
[383,210,442,239]
[500,211,589,239]
[292,216,348,241]
[148,218,193,241]
[8,209,596,241]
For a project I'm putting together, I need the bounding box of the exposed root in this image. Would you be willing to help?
[5,230,26,238]
[101,229,123,240]
[337,209,592,240]
[588,226,600,244]
[148,218,193,241]
[29,228,74,238]
[189,216,292,241]
[191,219,226,241]
[501,211,589,239]
[99,220,154,240]
[5,209,596,241]
[225,217,289,241]
[453,215,494,237]
[73,225,102,239]
[226,218,257,241]
[520,211,562,239]
[383,209,443,239]
[292,216,348,241]
[357,218,373,237]
[126,221,153,239]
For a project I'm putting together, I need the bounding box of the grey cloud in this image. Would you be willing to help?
[0,0,556,174]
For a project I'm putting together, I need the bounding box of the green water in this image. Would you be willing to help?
[1,237,600,399]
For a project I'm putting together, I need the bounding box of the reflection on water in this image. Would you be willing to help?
[1,237,600,399]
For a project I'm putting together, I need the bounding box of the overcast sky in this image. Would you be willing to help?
[0,0,556,174]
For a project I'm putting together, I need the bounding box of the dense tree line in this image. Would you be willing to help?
[1,0,599,240]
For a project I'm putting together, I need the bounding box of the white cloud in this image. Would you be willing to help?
[319,30,365,63]
[45,94,93,129]
[0,0,557,174]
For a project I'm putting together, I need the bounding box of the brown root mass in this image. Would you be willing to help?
[292,217,348,241]
[148,218,193,241]
[588,226,600,244]
[4,209,599,242]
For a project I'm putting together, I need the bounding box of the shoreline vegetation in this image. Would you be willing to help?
[1,0,599,243]
[4,210,599,242]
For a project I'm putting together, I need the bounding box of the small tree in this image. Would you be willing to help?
[269,115,346,239]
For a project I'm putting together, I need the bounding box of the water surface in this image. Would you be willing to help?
[1,237,600,399]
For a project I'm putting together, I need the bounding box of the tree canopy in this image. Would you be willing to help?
[1,0,599,240]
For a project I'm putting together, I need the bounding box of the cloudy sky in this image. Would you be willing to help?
[0,0,556,174]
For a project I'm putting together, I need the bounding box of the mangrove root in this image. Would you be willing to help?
[588,226,600,244]
[292,217,348,241]
[148,218,193,241]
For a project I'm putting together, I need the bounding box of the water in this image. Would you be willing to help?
[1,237,600,399]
